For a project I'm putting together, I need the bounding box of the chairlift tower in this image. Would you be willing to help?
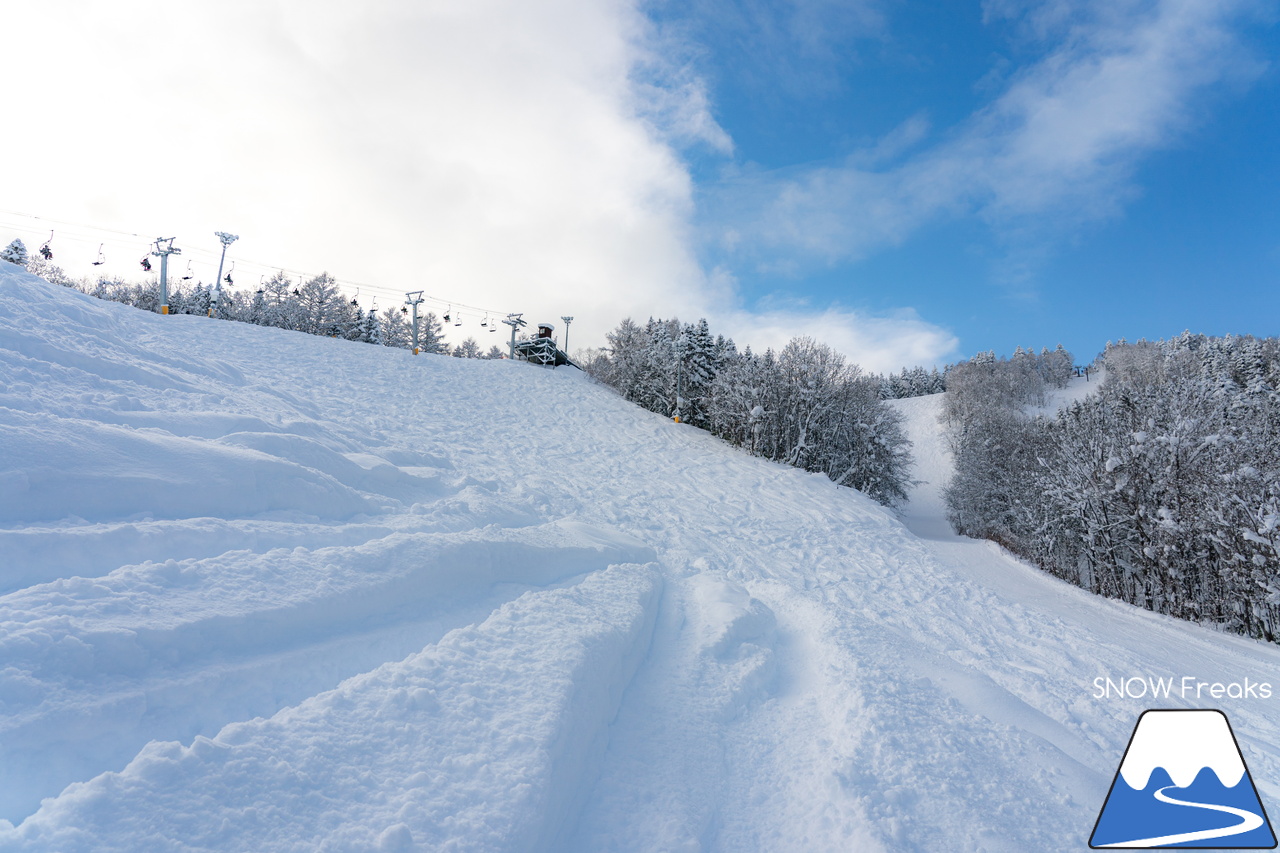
[152,238,181,315]
[210,232,239,317]
[502,313,527,358]
[405,291,425,354]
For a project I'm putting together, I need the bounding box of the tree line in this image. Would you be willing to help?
[872,344,1071,400]
[580,317,913,506]
[2,239,505,359]
[945,334,1280,642]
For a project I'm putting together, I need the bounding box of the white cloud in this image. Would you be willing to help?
[721,305,960,374]
[712,0,1267,265]
[2,0,960,373]
[1,0,717,348]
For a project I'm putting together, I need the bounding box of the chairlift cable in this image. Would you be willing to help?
[1,210,517,321]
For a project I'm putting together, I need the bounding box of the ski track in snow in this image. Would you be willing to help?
[2,267,1280,851]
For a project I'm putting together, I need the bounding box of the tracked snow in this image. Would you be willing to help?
[2,264,1279,851]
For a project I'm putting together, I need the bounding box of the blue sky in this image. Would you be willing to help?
[2,0,1277,371]
[660,0,1280,364]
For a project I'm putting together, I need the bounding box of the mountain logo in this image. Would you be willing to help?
[1091,709,1276,848]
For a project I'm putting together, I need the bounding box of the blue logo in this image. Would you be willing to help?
[1091,709,1276,848]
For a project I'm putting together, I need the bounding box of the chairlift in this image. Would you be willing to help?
[224,262,234,286]
[350,287,359,308]
[401,306,408,315]
[39,231,53,260]
[92,244,105,266]
[444,306,452,323]
[182,260,194,280]
[481,316,488,328]
[140,255,152,272]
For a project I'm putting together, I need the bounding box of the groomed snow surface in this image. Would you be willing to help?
[2,265,1279,851]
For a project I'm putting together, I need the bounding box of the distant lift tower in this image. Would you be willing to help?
[152,238,181,315]
[210,232,239,317]
[503,313,527,358]
[405,291,425,354]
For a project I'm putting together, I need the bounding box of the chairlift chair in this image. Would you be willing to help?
[39,231,53,260]
[92,244,105,266]
[140,256,152,272]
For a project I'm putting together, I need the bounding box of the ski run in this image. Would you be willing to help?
[2,264,1279,852]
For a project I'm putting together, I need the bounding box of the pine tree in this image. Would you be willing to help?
[417,311,447,354]
[1,239,28,266]
[679,318,718,427]
[359,309,383,344]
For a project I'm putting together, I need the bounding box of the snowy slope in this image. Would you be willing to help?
[2,265,1279,851]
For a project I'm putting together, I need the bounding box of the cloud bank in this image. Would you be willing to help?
[10,1,1261,371]
[4,2,703,344]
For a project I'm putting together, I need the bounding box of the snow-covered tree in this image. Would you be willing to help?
[416,311,447,354]
[452,337,483,359]
[947,335,1280,643]
[586,319,912,506]
[296,273,341,336]
[1,238,28,266]
[187,283,212,317]
[379,307,412,349]
[359,308,383,344]
[24,256,76,287]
